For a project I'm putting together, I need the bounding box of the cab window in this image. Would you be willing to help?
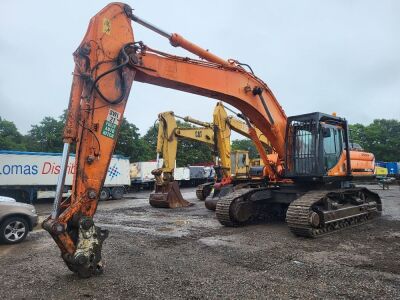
[292,128,317,174]
[322,127,343,170]
[237,153,246,168]
[230,154,236,175]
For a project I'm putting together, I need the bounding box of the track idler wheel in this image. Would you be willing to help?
[205,198,218,211]
[205,184,236,211]
[231,197,254,223]
[149,181,193,208]
[196,183,213,201]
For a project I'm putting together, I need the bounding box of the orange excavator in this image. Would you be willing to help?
[43,3,381,277]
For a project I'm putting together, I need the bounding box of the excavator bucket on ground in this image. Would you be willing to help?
[149,169,193,208]
[149,181,192,208]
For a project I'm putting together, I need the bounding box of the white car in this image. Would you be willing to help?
[0,196,38,244]
[0,196,17,203]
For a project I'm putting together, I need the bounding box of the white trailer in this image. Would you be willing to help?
[130,161,194,190]
[129,160,216,190]
[0,150,130,202]
[130,160,163,190]
[174,167,191,184]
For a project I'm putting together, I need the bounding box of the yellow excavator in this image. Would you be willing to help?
[149,102,272,209]
[148,110,214,208]
[198,102,272,210]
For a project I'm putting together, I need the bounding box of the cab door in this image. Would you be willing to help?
[321,125,346,175]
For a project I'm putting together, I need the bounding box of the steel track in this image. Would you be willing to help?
[216,188,381,238]
[286,190,381,238]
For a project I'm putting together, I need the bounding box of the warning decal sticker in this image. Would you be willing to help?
[101,109,121,139]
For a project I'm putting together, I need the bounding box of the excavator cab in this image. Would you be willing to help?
[285,112,351,181]
[230,150,250,179]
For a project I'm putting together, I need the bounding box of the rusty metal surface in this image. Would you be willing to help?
[149,181,193,208]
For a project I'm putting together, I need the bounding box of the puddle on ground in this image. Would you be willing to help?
[198,235,261,252]
[98,222,190,237]
[156,227,175,232]
[174,219,191,226]
[153,213,168,217]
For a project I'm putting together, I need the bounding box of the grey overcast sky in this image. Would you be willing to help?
[0,0,399,138]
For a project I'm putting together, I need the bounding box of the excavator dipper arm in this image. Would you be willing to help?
[43,3,137,277]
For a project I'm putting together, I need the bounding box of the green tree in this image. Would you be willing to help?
[26,116,64,152]
[115,118,151,161]
[0,117,26,150]
[24,113,152,159]
[175,120,213,166]
[231,138,258,159]
[141,123,159,161]
[142,121,213,166]
[349,119,400,161]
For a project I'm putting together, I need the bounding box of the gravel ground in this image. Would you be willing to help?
[0,184,399,299]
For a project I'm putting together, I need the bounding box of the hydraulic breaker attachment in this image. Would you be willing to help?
[149,169,193,208]
[43,216,109,278]
[63,217,109,278]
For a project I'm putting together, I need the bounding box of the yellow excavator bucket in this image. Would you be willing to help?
[149,181,193,208]
[149,169,193,208]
